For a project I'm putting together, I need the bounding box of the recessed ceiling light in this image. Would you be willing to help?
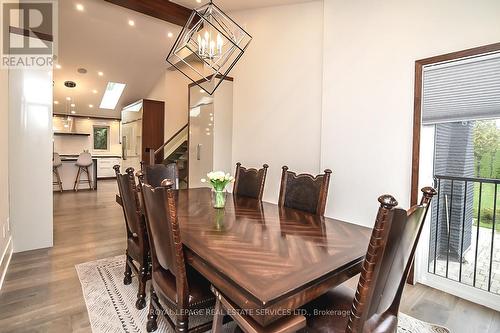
[98,71,104,77]
[55,64,61,69]
[128,20,135,26]
[89,104,94,108]
[54,101,59,105]
[92,89,98,94]
[100,82,126,110]
[71,110,76,114]
[70,103,76,107]
[167,32,173,38]
[196,0,202,3]
[200,89,204,93]
[66,97,71,101]
[76,4,84,11]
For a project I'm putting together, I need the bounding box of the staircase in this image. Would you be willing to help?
[163,140,188,188]
[148,124,189,189]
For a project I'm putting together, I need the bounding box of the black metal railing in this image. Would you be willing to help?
[430,175,499,294]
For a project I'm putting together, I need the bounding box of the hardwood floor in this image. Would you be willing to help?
[0,180,499,332]
[0,181,126,332]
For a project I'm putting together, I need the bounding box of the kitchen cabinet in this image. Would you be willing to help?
[96,157,121,178]
[121,99,164,171]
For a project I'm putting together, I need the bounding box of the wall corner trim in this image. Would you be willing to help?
[0,237,13,292]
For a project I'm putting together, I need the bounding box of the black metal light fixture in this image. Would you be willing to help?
[166,0,252,95]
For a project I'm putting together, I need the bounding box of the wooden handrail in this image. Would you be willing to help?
[154,123,188,156]
[145,123,188,165]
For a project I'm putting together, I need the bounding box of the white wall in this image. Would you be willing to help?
[52,117,121,156]
[230,2,324,203]
[9,68,53,253]
[0,67,12,288]
[321,0,500,226]
[147,69,191,141]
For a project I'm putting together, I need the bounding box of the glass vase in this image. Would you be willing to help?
[211,189,227,209]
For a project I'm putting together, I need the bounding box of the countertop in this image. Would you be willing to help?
[60,154,122,159]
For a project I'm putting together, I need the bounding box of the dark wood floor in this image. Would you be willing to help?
[0,180,498,332]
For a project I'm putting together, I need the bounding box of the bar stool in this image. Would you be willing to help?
[73,152,93,191]
[53,153,63,192]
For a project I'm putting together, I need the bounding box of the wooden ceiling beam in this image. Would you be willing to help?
[103,0,193,27]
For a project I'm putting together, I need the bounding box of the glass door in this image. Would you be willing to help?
[415,52,500,311]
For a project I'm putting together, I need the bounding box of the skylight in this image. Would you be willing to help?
[100,82,126,110]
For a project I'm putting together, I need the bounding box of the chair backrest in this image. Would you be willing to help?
[278,166,332,215]
[346,187,437,333]
[140,181,187,290]
[76,152,93,167]
[113,166,144,238]
[53,153,62,167]
[143,163,179,189]
[233,163,269,200]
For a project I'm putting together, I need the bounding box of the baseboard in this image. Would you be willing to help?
[0,237,13,292]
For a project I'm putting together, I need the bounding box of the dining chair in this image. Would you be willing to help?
[141,162,179,189]
[73,151,93,191]
[113,165,150,310]
[278,166,332,215]
[301,187,442,333]
[139,179,215,333]
[233,162,269,200]
[53,153,63,192]
[211,285,306,333]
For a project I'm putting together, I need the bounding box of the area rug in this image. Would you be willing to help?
[76,255,236,333]
[76,256,450,333]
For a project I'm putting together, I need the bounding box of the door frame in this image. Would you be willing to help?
[410,42,500,298]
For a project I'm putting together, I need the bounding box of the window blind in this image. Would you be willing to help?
[422,52,500,124]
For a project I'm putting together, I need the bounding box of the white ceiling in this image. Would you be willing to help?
[55,0,314,118]
[171,0,316,12]
[54,0,181,118]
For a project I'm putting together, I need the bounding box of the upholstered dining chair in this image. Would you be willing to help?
[278,166,332,215]
[142,162,179,189]
[233,163,269,200]
[113,165,150,310]
[140,180,215,333]
[300,187,445,333]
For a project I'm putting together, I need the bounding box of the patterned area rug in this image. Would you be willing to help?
[76,256,450,333]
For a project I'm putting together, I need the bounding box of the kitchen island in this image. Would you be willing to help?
[54,156,98,191]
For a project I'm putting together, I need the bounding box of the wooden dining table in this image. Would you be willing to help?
[175,188,372,327]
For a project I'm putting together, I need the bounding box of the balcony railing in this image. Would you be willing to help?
[430,175,500,294]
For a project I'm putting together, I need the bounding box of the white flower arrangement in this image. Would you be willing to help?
[201,171,235,191]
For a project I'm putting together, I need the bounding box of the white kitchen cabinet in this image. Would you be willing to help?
[97,158,121,178]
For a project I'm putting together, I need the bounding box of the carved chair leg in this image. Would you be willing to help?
[176,314,189,333]
[212,298,226,333]
[136,265,147,310]
[123,255,132,285]
[147,285,159,333]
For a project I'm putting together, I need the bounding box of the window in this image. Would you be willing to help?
[93,126,109,150]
